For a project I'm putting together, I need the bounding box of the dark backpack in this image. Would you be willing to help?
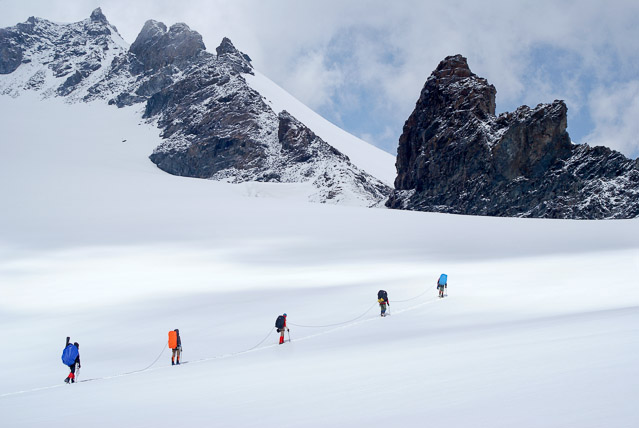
[378,290,388,301]
[275,315,285,329]
[61,344,79,366]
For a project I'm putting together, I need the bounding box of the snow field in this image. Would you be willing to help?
[1,94,638,427]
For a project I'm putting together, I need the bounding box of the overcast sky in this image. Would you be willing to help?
[1,0,638,158]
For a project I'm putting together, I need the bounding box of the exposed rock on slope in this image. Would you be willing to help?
[0,9,390,206]
[387,55,639,219]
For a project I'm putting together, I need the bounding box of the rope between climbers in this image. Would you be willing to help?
[392,284,439,303]
[123,342,167,375]
[243,326,276,352]
[288,301,378,328]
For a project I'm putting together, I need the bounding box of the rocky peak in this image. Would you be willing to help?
[90,8,108,24]
[216,37,253,74]
[413,54,496,129]
[129,19,205,72]
[432,54,473,80]
[0,10,120,80]
[132,19,167,45]
[387,55,639,219]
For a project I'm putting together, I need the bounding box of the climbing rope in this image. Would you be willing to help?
[243,326,276,352]
[288,283,441,328]
[123,342,168,375]
[288,301,378,328]
[392,284,439,303]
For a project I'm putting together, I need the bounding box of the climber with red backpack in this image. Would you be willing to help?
[61,337,81,384]
[275,314,289,344]
[168,329,182,365]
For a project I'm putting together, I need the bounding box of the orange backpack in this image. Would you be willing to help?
[168,330,177,349]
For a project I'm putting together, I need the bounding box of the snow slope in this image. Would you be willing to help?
[245,71,397,186]
[1,96,638,427]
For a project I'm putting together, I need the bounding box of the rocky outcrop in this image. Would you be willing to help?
[0,10,390,206]
[387,54,639,219]
[216,37,253,74]
[129,20,205,73]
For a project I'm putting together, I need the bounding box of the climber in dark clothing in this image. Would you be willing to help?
[377,290,390,316]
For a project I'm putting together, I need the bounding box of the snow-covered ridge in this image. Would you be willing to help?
[0,9,394,206]
[0,9,128,101]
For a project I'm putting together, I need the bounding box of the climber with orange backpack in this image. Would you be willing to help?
[168,329,182,365]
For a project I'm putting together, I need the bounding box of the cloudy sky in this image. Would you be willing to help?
[1,0,638,158]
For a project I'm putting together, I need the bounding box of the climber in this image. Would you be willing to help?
[168,329,182,365]
[275,314,289,344]
[61,337,81,384]
[437,274,448,298]
[377,290,389,316]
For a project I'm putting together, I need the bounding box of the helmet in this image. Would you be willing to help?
[283,313,287,317]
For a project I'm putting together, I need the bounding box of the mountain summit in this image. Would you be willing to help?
[387,55,639,219]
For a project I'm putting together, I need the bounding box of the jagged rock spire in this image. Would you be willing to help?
[90,8,108,23]
[387,55,639,219]
[216,37,253,74]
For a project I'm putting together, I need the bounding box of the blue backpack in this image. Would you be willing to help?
[438,274,448,286]
[61,344,79,366]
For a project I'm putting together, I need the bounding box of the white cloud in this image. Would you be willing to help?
[284,49,345,112]
[585,81,639,157]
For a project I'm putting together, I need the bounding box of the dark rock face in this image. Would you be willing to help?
[387,54,639,219]
[278,110,343,164]
[144,54,390,204]
[147,62,269,178]
[129,20,205,73]
[0,28,23,74]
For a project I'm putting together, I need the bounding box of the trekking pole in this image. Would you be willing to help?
[287,329,291,343]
